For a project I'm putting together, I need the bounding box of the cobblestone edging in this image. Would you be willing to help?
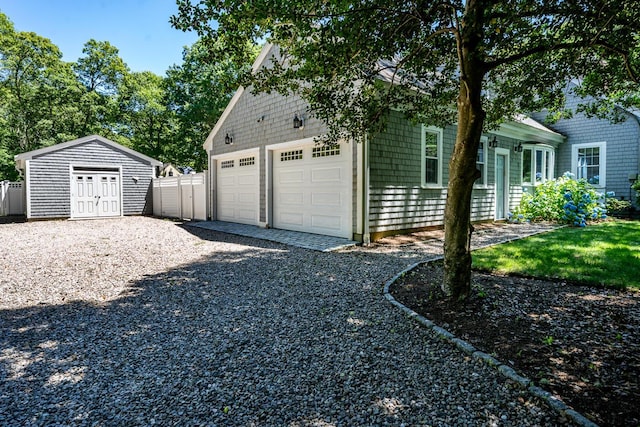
[383,260,599,427]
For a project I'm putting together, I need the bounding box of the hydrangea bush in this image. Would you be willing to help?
[511,172,607,227]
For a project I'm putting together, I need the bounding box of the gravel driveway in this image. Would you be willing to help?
[0,217,567,426]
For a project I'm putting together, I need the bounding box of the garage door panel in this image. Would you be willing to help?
[238,192,256,203]
[238,173,257,186]
[273,142,351,238]
[311,167,343,182]
[238,208,258,221]
[216,154,259,226]
[279,212,304,227]
[311,214,342,231]
[311,192,341,207]
[278,170,304,184]
[280,192,304,205]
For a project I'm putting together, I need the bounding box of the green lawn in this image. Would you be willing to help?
[472,221,640,289]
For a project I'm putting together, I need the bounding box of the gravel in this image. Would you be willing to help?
[0,217,570,426]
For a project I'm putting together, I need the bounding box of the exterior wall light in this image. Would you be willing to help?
[514,142,523,153]
[488,136,498,148]
[293,113,304,129]
[225,133,233,145]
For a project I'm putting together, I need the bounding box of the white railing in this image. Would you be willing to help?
[0,181,25,216]
[152,172,208,220]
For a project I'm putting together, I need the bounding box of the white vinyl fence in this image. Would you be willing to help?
[153,172,208,220]
[0,181,25,216]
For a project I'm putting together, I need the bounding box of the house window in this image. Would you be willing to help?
[422,126,443,187]
[572,142,606,186]
[475,137,488,186]
[521,145,554,186]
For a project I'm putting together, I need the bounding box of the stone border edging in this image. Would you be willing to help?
[383,258,599,427]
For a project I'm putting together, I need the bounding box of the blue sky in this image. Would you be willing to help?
[0,0,199,75]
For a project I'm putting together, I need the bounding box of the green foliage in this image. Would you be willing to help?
[0,11,246,178]
[512,173,606,226]
[632,179,640,204]
[605,197,632,213]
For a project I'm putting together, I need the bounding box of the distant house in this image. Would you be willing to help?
[202,44,564,242]
[14,135,162,220]
[531,84,640,202]
[160,163,183,177]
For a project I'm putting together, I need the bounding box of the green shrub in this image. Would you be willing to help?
[511,172,606,226]
[606,197,631,213]
[633,179,640,205]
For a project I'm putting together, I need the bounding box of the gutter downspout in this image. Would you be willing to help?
[362,134,371,245]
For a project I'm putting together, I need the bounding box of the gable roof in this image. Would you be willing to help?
[203,43,275,152]
[15,135,162,170]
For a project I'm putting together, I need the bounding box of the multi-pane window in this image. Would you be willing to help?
[522,145,554,186]
[572,142,606,187]
[422,126,443,187]
[577,147,600,184]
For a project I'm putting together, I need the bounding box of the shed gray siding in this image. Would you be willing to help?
[27,140,155,218]
[368,111,518,234]
[531,89,640,199]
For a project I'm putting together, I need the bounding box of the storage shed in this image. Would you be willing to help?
[14,135,162,220]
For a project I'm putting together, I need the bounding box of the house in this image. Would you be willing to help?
[531,84,640,203]
[159,163,183,177]
[204,44,565,242]
[14,135,162,220]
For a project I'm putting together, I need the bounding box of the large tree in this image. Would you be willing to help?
[172,0,639,300]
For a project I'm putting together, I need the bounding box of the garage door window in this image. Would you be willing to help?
[312,144,340,158]
[221,160,234,169]
[239,156,255,166]
[281,150,303,161]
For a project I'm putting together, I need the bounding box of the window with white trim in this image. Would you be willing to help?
[475,137,488,186]
[521,145,555,186]
[572,142,606,187]
[421,126,443,187]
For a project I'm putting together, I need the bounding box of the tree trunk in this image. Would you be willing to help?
[441,0,486,300]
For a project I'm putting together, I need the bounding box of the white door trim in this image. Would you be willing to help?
[494,148,510,220]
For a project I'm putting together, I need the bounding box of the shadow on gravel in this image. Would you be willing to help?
[0,225,563,426]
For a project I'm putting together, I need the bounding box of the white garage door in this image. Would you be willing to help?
[216,153,259,225]
[273,142,352,238]
[71,171,121,218]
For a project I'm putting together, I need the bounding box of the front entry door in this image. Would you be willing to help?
[495,149,509,220]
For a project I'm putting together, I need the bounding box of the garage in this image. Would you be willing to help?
[215,150,259,225]
[272,141,352,238]
[14,135,161,220]
[71,167,121,218]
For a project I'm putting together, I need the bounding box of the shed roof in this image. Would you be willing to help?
[15,135,162,170]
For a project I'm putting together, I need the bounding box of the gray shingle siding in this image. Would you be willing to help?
[28,141,155,218]
[209,81,331,223]
[531,90,640,200]
[368,111,514,233]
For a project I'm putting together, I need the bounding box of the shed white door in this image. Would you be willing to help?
[72,172,121,218]
[272,142,352,238]
[216,154,259,225]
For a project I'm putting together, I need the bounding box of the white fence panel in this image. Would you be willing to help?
[152,172,207,220]
[1,181,25,216]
